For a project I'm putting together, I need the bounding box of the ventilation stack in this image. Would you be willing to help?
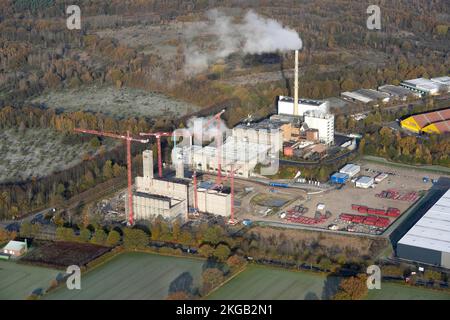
[175,160,184,179]
[294,49,299,116]
[143,150,154,179]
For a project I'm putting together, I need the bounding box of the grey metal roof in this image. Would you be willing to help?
[356,176,374,184]
[355,89,390,100]
[398,189,450,253]
[279,96,324,106]
[235,118,284,130]
[378,85,416,97]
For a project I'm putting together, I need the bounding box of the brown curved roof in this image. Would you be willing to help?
[410,108,450,128]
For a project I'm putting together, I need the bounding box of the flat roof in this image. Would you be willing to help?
[340,163,360,172]
[304,110,334,119]
[154,176,191,186]
[355,89,390,100]
[356,176,374,183]
[398,189,450,253]
[402,78,441,91]
[134,192,172,201]
[4,240,27,251]
[235,118,284,130]
[279,96,325,106]
[341,91,373,103]
[331,172,349,178]
[378,85,416,97]
[430,76,450,85]
[325,97,348,108]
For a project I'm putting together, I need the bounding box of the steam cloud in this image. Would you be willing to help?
[184,9,302,75]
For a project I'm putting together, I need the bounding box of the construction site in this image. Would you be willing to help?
[74,49,448,236]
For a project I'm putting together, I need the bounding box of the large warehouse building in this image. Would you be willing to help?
[400,78,441,96]
[397,189,450,269]
[400,108,450,134]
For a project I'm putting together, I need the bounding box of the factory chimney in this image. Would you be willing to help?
[294,49,299,116]
[143,150,154,179]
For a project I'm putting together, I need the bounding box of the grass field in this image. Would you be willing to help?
[208,265,336,300]
[367,283,450,300]
[0,260,59,300]
[208,265,450,300]
[44,252,204,300]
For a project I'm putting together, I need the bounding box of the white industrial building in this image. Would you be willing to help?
[355,176,374,189]
[430,76,450,93]
[339,164,360,178]
[378,85,421,101]
[397,189,450,268]
[277,96,329,117]
[174,136,273,178]
[341,89,390,105]
[303,111,334,145]
[401,78,441,96]
[341,91,374,104]
[2,240,27,257]
[232,119,283,150]
[132,150,231,221]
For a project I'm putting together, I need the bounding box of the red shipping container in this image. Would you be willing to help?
[352,204,360,211]
[358,206,368,213]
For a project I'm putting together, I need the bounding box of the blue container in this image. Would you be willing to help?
[331,172,349,184]
[269,182,289,188]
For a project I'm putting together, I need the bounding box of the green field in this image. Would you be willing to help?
[367,283,450,300]
[0,260,59,300]
[208,265,450,300]
[45,252,204,300]
[208,265,335,300]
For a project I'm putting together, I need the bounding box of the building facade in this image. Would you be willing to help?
[397,189,450,269]
[303,111,335,145]
[277,96,329,117]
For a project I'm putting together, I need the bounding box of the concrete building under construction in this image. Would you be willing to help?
[131,150,231,221]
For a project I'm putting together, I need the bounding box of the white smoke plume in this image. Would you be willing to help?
[184,9,302,75]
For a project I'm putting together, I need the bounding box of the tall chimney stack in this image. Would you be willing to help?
[294,49,299,116]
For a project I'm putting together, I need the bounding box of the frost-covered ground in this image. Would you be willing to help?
[0,128,118,183]
[30,86,200,119]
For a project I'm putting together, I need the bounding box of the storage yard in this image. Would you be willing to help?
[262,161,442,235]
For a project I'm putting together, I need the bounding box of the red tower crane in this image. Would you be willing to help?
[74,128,149,226]
[139,131,190,178]
[227,164,239,225]
[215,162,240,225]
[203,109,226,185]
